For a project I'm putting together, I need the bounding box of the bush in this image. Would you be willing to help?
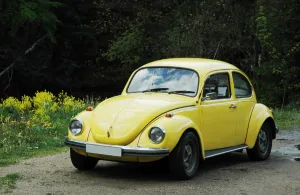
[0,90,93,166]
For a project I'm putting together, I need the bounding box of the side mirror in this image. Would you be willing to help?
[201,92,217,101]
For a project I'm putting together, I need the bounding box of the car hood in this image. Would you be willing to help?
[89,93,195,145]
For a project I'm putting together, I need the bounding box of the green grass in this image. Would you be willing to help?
[0,146,68,167]
[273,108,300,130]
[0,173,20,193]
[0,123,70,167]
[0,91,90,167]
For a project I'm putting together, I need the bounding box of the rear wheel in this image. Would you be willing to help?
[168,131,200,180]
[70,148,98,170]
[247,123,272,161]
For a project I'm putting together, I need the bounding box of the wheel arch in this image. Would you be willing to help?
[136,114,206,160]
[179,128,205,160]
[245,103,275,149]
[265,117,276,139]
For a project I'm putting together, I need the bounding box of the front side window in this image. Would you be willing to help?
[232,72,252,98]
[127,67,199,97]
[203,73,231,100]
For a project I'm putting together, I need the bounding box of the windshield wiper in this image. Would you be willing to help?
[168,90,195,94]
[142,88,169,93]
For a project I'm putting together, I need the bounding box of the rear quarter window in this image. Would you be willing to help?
[232,72,252,98]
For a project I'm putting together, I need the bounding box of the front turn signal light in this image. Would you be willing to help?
[86,106,94,111]
[165,113,174,118]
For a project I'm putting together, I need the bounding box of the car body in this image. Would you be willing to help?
[65,58,279,180]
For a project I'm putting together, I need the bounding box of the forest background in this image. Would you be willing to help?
[0,0,300,107]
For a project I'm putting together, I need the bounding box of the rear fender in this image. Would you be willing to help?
[245,103,276,149]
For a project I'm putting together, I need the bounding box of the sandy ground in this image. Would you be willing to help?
[1,130,300,195]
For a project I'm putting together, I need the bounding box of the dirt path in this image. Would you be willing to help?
[1,130,300,195]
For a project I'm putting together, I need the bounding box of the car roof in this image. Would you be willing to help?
[141,58,240,75]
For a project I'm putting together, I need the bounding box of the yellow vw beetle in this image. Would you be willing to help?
[65,58,279,180]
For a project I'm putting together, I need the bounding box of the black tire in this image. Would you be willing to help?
[70,148,98,170]
[168,131,200,180]
[247,123,272,161]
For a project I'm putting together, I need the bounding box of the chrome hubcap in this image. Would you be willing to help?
[183,144,195,173]
[259,129,268,154]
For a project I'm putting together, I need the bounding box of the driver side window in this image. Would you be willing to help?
[203,73,231,100]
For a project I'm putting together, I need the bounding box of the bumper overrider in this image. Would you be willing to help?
[64,138,169,157]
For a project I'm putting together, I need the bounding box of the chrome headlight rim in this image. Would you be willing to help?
[69,118,83,136]
[148,126,166,144]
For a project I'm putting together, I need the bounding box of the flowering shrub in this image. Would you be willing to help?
[0,97,22,118]
[0,91,95,165]
[57,91,85,115]
[20,96,32,114]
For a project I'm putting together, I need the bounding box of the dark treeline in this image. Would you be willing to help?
[0,0,299,107]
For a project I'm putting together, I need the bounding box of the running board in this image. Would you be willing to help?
[205,145,248,159]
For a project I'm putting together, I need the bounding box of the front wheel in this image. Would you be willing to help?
[247,123,272,161]
[168,131,200,180]
[70,148,98,170]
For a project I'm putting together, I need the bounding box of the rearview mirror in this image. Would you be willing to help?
[202,92,217,101]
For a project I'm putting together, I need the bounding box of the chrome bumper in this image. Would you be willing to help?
[64,138,169,157]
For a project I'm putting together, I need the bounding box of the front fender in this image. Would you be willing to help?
[68,110,93,142]
[136,115,205,160]
[245,103,275,149]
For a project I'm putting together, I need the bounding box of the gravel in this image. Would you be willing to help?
[1,130,300,195]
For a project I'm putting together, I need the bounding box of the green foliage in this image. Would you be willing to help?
[0,173,20,194]
[103,28,144,65]
[0,0,98,98]
[254,0,300,106]
[92,0,300,107]
[0,91,99,166]
[0,0,299,107]
[1,0,63,41]
[273,108,300,130]
[97,0,256,72]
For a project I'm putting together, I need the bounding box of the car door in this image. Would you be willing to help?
[199,71,237,150]
[231,71,256,145]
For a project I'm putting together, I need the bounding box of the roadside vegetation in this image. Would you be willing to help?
[0,173,20,193]
[0,91,299,167]
[0,91,100,166]
[273,108,300,130]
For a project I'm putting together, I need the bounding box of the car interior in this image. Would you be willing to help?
[203,74,231,100]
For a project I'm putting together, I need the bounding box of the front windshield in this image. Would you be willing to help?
[127,67,199,97]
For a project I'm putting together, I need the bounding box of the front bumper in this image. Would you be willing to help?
[64,138,169,157]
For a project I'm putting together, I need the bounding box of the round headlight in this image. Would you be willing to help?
[69,119,83,136]
[149,127,165,144]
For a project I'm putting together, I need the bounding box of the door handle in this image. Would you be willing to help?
[229,104,237,109]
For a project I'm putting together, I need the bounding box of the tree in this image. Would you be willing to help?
[0,0,62,95]
[93,0,257,93]
[0,0,97,97]
[255,0,300,106]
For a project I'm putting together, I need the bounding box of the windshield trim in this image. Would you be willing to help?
[125,66,200,98]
